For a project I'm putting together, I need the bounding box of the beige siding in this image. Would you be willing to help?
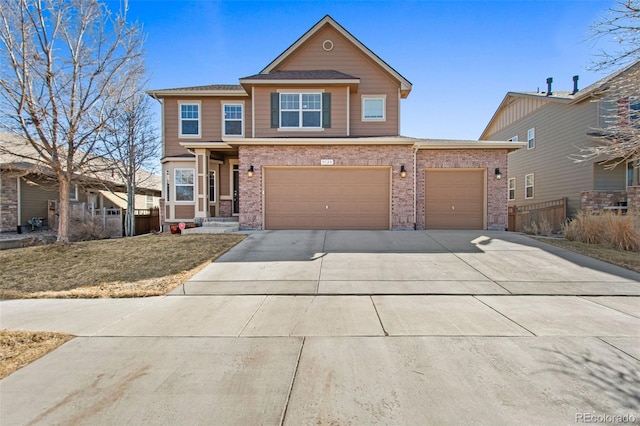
[19,177,58,226]
[593,163,626,190]
[485,100,599,215]
[253,86,348,137]
[274,25,400,136]
[162,96,251,158]
[485,96,551,136]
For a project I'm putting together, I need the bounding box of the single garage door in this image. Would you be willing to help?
[264,167,390,230]
[425,169,484,229]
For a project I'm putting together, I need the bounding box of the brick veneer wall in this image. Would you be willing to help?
[239,145,415,230]
[627,187,640,215]
[580,190,627,212]
[415,149,509,230]
[0,174,18,232]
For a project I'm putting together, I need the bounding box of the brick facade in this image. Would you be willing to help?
[581,190,627,212]
[237,145,509,231]
[239,145,415,230]
[0,174,19,232]
[415,149,509,230]
[627,186,640,215]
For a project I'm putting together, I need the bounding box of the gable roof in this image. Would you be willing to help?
[480,60,640,139]
[260,15,412,98]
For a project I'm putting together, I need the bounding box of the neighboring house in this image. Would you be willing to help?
[480,62,640,222]
[0,132,161,233]
[148,15,523,231]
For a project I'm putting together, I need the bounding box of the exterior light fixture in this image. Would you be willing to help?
[248,165,254,177]
[400,165,407,178]
[495,168,502,180]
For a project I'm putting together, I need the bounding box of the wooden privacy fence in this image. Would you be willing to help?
[508,198,567,233]
[125,208,160,235]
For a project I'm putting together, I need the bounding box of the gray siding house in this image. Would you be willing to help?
[480,62,640,222]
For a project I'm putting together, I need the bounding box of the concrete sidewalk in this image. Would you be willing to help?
[1,231,639,425]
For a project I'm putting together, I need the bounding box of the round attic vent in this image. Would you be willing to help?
[322,39,334,51]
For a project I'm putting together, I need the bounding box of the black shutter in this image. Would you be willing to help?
[322,92,331,128]
[271,93,279,128]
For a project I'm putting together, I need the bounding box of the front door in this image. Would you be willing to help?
[233,164,239,215]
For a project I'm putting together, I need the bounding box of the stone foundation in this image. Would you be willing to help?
[0,174,19,233]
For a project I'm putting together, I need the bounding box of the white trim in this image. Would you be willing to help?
[174,168,195,202]
[508,177,516,201]
[221,101,245,137]
[525,173,534,199]
[527,128,535,150]
[178,100,201,139]
[278,92,323,129]
[322,39,334,51]
[361,95,386,121]
[230,160,239,216]
[69,183,78,201]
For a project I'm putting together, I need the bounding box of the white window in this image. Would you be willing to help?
[362,95,386,121]
[69,184,78,201]
[280,93,321,128]
[223,103,243,136]
[145,195,154,209]
[509,135,518,142]
[175,169,195,201]
[179,102,200,137]
[209,170,216,203]
[525,174,534,199]
[527,128,535,149]
[627,161,639,188]
[508,178,516,201]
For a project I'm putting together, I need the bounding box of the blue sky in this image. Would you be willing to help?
[117,0,617,140]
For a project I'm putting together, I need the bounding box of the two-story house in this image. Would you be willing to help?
[480,61,640,227]
[148,15,522,231]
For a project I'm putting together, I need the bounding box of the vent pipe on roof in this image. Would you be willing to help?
[572,75,579,95]
[546,77,553,96]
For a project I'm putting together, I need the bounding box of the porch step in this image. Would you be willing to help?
[181,218,239,234]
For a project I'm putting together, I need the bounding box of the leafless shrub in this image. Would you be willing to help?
[563,211,640,251]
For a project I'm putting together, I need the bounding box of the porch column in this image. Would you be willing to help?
[194,148,210,219]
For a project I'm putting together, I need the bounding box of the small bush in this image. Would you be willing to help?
[69,218,110,242]
[563,211,640,252]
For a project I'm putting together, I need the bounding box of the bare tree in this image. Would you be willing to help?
[573,1,640,169]
[590,0,640,71]
[98,83,159,237]
[0,0,145,242]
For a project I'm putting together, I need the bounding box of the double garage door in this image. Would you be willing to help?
[264,167,390,230]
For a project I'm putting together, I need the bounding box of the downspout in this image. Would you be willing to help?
[252,87,255,138]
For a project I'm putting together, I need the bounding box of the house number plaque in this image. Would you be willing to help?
[320,159,334,166]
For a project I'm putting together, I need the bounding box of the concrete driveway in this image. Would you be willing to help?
[1,230,639,425]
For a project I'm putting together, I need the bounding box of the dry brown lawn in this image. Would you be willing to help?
[0,330,74,379]
[0,233,244,377]
[533,237,640,273]
[0,233,245,298]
